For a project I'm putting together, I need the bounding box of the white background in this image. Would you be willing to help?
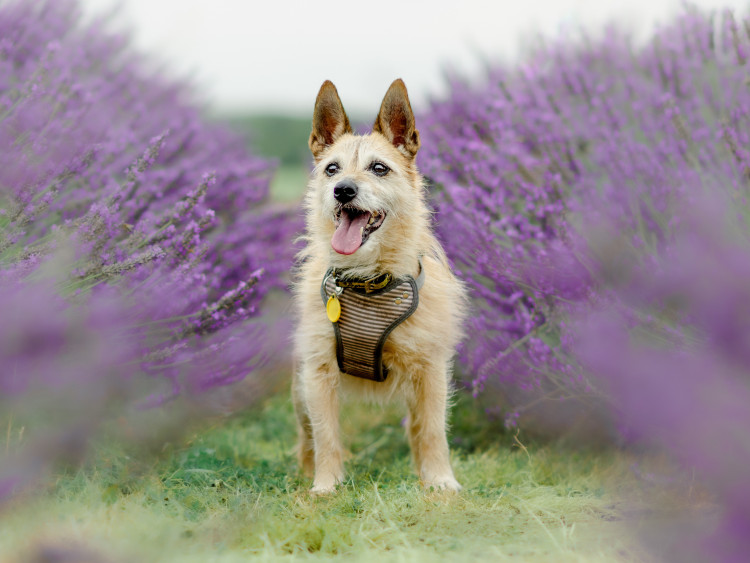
[79,1,749,115]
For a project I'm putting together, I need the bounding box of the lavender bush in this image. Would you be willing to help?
[0,0,299,502]
[420,7,747,397]
[420,6,750,559]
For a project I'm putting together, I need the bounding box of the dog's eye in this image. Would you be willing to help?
[325,163,340,177]
[370,162,389,177]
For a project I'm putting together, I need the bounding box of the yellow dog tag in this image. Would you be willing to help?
[326,295,341,323]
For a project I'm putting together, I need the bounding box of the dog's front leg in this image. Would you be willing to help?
[407,363,461,492]
[302,363,344,494]
[292,369,315,478]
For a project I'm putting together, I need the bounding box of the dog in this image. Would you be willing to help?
[292,79,467,494]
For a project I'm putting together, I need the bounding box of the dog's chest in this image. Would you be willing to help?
[321,273,418,382]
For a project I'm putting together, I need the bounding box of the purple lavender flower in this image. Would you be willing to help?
[0,0,300,503]
[420,6,750,395]
[420,6,750,559]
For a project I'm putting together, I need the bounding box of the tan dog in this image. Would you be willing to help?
[293,79,466,494]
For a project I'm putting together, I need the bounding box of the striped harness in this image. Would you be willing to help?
[321,259,425,382]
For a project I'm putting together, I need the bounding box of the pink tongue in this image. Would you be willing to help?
[331,212,371,255]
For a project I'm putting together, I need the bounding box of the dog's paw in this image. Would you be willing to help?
[309,483,338,496]
[422,475,462,493]
[310,475,341,496]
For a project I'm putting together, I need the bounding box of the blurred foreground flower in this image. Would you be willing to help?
[420,6,750,560]
[0,0,299,502]
[571,198,750,562]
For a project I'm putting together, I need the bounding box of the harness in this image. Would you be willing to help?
[320,258,425,382]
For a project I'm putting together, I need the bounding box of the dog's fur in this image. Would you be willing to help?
[293,79,467,494]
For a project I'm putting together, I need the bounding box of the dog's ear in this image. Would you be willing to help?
[373,79,420,159]
[309,80,352,161]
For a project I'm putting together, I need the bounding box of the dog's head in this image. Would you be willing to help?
[305,79,425,270]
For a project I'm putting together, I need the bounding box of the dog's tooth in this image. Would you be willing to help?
[368,215,375,225]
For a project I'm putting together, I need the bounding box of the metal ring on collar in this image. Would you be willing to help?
[323,272,344,296]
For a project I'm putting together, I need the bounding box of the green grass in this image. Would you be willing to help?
[0,391,657,562]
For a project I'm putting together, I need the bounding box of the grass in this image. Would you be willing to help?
[0,387,668,562]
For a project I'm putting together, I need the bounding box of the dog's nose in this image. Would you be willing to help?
[333,180,358,204]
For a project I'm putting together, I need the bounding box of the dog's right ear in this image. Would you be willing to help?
[309,80,352,161]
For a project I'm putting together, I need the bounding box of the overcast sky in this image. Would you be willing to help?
[79,1,748,116]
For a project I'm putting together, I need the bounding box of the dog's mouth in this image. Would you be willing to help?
[331,206,387,255]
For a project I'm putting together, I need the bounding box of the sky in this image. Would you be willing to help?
[79,0,749,116]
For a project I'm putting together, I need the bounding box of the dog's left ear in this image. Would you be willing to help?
[373,79,420,159]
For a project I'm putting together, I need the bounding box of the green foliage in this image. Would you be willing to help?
[222,115,317,201]
[228,115,312,167]
[269,165,310,202]
[0,391,654,562]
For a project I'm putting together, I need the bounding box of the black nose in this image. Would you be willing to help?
[333,180,358,204]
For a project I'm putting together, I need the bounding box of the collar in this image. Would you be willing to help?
[330,256,425,294]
